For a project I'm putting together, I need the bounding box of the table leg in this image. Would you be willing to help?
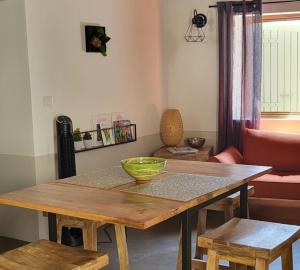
[181,210,192,270]
[115,224,130,270]
[240,184,249,219]
[48,213,57,242]
[177,226,182,270]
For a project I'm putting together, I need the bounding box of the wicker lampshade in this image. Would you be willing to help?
[160,109,183,146]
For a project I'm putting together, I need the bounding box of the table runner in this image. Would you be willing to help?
[58,166,134,189]
[121,173,240,202]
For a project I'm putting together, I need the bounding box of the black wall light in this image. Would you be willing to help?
[185,10,207,42]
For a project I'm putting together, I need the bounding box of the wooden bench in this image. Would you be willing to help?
[198,218,300,270]
[0,239,109,270]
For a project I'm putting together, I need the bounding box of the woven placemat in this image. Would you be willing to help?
[121,173,240,202]
[58,166,134,189]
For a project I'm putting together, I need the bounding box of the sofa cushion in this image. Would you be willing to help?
[243,128,300,171]
[250,172,300,200]
[208,146,243,164]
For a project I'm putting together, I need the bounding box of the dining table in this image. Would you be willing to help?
[0,159,271,270]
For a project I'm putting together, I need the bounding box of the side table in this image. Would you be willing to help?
[153,146,213,162]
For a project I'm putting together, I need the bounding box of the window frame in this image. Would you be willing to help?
[261,12,300,118]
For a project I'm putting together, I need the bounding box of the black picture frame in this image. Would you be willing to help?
[85,25,110,56]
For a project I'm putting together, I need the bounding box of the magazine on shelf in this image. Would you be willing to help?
[91,114,115,146]
[112,112,133,144]
[111,112,127,123]
[167,146,198,155]
[113,120,133,144]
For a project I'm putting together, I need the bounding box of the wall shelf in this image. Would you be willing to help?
[74,124,137,154]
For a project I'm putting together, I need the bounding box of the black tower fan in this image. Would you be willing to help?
[56,115,83,247]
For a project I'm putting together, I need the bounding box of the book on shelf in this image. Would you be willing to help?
[91,112,134,146]
[113,120,133,143]
[92,114,115,146]
[167,146,198,155]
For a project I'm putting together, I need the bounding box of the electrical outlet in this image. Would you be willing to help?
[43,96,53,107]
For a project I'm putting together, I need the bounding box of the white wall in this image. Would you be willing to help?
[0,0,38,242]
[162,0,219,135]
[25,0,166,157]
[0,0,35,157]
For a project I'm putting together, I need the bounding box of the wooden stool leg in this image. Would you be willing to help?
[224,205,234,222]
[281,246,293,270]
[56,225,63,244]
[82,221,98,251]
[236,264,248,270]
[177,227,182,270]
[255,259,269,270]
[195,208,207,259]
[115,224,130,270]
[229,263,247,270]
[229,263,237,270]
[56,218,63,244]
[206,250,219,270]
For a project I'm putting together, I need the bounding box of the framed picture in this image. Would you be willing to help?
[85,25,111,56]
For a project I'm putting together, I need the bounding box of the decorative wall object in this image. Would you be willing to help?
[85,25,111,56]
[185,9,207,42]
[160,109,183,146]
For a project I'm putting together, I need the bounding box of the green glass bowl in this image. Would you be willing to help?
[121,157,167,182]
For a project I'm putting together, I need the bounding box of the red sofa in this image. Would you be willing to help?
[209,128,300,225]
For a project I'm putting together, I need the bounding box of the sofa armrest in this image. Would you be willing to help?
[208,146,243,164]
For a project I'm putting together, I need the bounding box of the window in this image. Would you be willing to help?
[262,13,300,115]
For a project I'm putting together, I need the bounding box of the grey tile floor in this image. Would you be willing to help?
[0,212,299,270]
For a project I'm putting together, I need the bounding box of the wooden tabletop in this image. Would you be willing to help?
[0,160,271,230]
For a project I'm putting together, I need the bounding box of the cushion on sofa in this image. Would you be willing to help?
[250,172,300,200]
[208,146,243,164]
[243,128,300,171]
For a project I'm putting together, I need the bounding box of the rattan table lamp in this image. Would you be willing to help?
[160,109,183,146]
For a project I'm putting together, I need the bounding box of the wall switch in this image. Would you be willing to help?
[43,96,53,107]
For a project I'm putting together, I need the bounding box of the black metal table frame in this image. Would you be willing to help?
[47,183,249,270]
[181,183,249,270]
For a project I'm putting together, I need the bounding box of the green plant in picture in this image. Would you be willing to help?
[83,132,92,140]
[85,25,111,56]
[73,128,82,142]
[95,27,110,56]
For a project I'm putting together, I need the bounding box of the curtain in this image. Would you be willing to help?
[217,0,262,152]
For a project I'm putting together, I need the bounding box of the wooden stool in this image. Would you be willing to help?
[0,239,109,269]
[198,218,300,270]
[57,215,103,251]
[178,187,255,270]
[195,186,255,259]
[57,216,130,270]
